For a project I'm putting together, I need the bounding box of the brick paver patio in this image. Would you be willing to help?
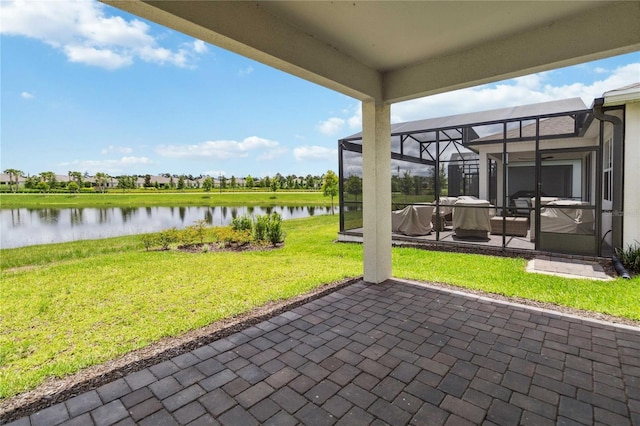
[5,279,640,425]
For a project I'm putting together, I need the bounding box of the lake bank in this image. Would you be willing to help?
[0,191,336,209]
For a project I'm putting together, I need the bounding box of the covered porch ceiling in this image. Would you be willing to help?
[103,1,640,104]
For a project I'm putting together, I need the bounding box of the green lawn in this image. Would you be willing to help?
[393,249,639,320]
[0,191,333,209]
[1,214,638,399]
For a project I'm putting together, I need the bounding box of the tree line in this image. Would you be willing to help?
[1,168,339,195]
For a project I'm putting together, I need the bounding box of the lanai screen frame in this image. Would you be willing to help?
[338,106,609,253]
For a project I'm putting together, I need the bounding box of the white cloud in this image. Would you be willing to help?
[241,136,279,150]
[317,117,346,136]
[59,156,152,175]
[20,91,34,99]
[192,40,207,54]
[0,0,205,70]
[100,145,133,155]
[316,104,361,138]
[238,66,254,76]
[65,45,133,69]
[511,72,547,90]
[347,107,362,130]
[156,136,281,160]
[391,62,640,123]
[294,146,337,162]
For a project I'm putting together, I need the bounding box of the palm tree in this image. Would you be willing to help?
[3,168,23,192]
[69,171,83,189]
[94,172,109,193]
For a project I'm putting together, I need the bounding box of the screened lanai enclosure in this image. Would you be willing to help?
[339,98,624,257]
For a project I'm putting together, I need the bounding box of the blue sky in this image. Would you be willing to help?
[2,1,639,179]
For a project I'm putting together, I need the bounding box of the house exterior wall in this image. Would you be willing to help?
[474,135,598,206]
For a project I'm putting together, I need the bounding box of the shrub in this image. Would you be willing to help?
[158,227,179,250]
[179,227,197,245]
[615,243,640,273]
[266,212,285,246]
[140,233,158,251]
[214,227,252,248]
[187,219,209,245]
[253,214,269,242]
[234,229,253,246]
[231,215,253,232]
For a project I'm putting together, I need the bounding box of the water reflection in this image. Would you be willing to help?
[121,207,136,224]
[34,208,61,224]
[70,208,84,226]
[1,205,335,248]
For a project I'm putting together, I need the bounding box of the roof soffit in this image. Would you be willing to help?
[258,1,605,72]
[103,1,640,104]
[104,0,384,100]
[383,2,640,102]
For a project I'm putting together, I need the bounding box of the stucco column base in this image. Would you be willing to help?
[362,101,392,284]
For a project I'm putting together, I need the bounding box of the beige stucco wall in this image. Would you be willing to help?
[623,102,640,248]
[475,136,598,206]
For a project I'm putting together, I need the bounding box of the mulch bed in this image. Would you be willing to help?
[174,241,283,253]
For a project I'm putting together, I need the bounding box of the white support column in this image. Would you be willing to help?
[362,100,392,284]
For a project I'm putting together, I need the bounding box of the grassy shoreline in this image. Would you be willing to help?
[1,215,638,399]
[0,191,335,209]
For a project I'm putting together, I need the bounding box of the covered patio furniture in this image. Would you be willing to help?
[430,197,458,230]
[538,199,594,234]
[392,205,434,236]
[453,198,494,238]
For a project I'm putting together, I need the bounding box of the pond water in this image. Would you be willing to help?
[0,205,334,249]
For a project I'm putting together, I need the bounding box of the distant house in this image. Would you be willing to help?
[339,83,640,257]
[0,173,26,189]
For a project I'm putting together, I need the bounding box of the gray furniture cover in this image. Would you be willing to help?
[530,198,594,241]
[392,205,435,236]
[452,198,494,232]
